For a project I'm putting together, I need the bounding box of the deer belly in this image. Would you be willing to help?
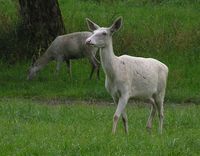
[65,51,84,59]
[131,84,157,99]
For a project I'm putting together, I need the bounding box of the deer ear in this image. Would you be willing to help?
[110,17,123,34]
[86,18,100,31]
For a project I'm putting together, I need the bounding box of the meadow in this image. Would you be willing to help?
[0,0,200,155]
[0,98,200,155]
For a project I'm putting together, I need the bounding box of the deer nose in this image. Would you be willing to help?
[85,39,91,45]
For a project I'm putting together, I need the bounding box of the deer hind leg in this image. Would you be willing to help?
[88,56,100,80]
[66,59,72,78]
[154,94,165,134]
[146,98,157,133]
[94,56,100,80]
[112,94,129,134]
[89,64,95,80]
[96,65,100,80]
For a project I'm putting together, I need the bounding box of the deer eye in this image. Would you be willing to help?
[102,32,107,36]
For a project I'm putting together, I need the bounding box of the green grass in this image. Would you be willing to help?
[0,60,108,100]
[60,0,200,54]
[0,98,200,155]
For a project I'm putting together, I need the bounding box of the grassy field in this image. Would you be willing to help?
[0,1,200,155]
[0,98,200,155]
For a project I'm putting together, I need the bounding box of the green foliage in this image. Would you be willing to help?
[0,98,200,155]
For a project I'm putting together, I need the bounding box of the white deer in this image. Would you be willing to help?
[85,17,168,134]
[27,32,100,80]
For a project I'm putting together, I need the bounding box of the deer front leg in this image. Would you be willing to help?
[122,110,128,134]
[112,95,128,134]
[56,56,63,74]
[146,98,157,133]
[112,95,129,134]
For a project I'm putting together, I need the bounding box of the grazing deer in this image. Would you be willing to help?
[27,32,100,80]
[85,17,168,134]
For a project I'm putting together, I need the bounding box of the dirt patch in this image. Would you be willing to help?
[29,97,156,108]
[32,97,115,106]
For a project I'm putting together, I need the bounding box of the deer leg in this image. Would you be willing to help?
[154,94,165,134]
[146,98,157,133]
[88,56,99,80]
[122,109,128,134]
[94,56,100,80]
[156,100,164,134]
[89,64,95,80]
[66,59,72,78]
[112,95,129,134]
[97,65,100,80]
[112,95,118,105]
[56,57,63,74]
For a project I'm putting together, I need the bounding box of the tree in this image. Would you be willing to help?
[19,0,65,56]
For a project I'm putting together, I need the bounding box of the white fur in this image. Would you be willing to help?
[86,17,168,134]
[27,32,100,80]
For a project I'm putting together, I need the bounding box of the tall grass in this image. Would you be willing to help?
[60,0,200,56]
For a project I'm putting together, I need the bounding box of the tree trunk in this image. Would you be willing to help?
[19,0,65,55]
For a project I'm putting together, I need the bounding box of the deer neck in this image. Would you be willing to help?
[100,39,116,77]
[35,53,51,69]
